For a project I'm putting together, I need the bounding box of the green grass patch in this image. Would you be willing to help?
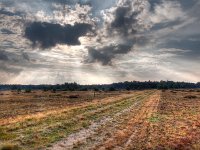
[148,114,162,123]
[0,127,17,140]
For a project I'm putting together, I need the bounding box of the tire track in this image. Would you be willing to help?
[48,91,154,150]
[95,91,160,150]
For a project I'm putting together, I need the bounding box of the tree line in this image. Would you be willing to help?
[0,81,199,91]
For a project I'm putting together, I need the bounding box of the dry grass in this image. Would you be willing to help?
[0,91,122,119]
[147,89,200,149]
[0,91,131,125]
[1,89,199,149]
[68,89,200,150]
[0,90,148,149]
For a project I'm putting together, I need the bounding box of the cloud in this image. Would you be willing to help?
[161,38,200,61]
[103,0,151,36]
[0,28,15,34]
[0,8,23,17]
[0,50,31,83]
[150,1,185,24]
[86,44,132,65]
[158,48,191,53]
[0,0,199,84]
[22,52,30,61]
[24,22,93,49]
[0,51,9,61]
[84,0,151,65]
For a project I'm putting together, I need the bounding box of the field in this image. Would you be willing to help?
[0,89,200,150]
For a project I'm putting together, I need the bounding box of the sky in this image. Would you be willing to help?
[0,0,199,84]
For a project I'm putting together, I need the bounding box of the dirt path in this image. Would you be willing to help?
[95,91,160,150]
[48,91,160,150]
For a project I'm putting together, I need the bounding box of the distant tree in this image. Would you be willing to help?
[0,81,199,91]
[52,88,56,93]
[109,87,116,91]
[126,87,131,91]
[102,87,105,91]
[80,88,88,91]
[94,88,99,92]
[197,82,200,88]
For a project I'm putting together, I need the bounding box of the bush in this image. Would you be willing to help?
[43,88,48,92]
[80,88,88,91]
[52,89,56,93]
[94,88,99,92]
[68,95,79,98]
[189,89,195,92]
[25,89,31,93]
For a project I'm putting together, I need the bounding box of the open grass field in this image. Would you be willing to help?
[0,89,200,150]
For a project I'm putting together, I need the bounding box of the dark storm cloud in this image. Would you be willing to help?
[84,0,150,65]
[0,51,9,61]
[85,35,150,65]
[86,44,132,65]
[110,6,138,35]
[0,50,31,63]
[25,22,93,49]
[1,28,15,34]
[105,0,146,36]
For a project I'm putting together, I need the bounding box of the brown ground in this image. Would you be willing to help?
[95,91,160,150]
[1,89,200,150]
[149,89,200,149]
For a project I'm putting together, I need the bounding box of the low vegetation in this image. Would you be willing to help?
[0,89,200,149]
